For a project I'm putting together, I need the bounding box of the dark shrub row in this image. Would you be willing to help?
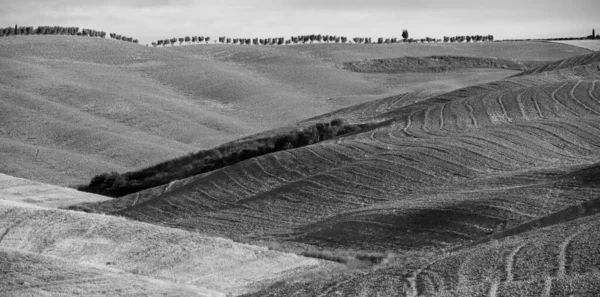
[0,24,138,43]
[79,119,375,197]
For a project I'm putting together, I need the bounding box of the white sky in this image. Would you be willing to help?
[1,0,599,44]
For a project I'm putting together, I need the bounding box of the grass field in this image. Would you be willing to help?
[0,36,590,186]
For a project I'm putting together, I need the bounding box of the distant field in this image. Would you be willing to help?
[552,40,600,51]
[2,37,584,185]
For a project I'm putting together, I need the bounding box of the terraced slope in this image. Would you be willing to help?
[0,199,333,296]
[0,36,585,186]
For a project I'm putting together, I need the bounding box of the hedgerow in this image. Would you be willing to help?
[78,119,375,197]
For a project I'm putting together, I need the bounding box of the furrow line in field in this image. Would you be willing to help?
[252,158,289,183]
[464,98,479,127]
[496,93,513,123]
[474,131,548,165]
[548,82,580,116]
[222,169,258,195]
[439,102,447,131]
[372,156,438,179]
[568,80,600,115]
[557,225,589,278]
[515,90,529,120]
[423,269,446,294]
[541,275,553,297]
[488,280,499,297]
[270,154,307,178]
[319,172,389,195]
[529,90,545,118]
[208,179,244,200]
[455,136,526,168]
[505,243,528,282]
[387,93,412,110]
[520,123,594,156]
[588,80,600,104]
[303,146,337,164]
[402,112,415,137]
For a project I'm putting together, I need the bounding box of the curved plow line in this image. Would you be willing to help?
[515,90,529,120]
[317,172,389,196]
[387,93,412,110]
[557,224,593,278]
[488,280,499,297]
[252,158,289,183]
[539,119,600,150]
[496,93,513,123]
[568,80,600,115]
[541,275,553,297]
[208,179,245,200]
[584,63,600,79]
[402,112,415,137]
[302,146,337,164]
[352,162,422,184]
[533,121,600,153]
[339,142,376,158]
[504,243,527,282]
[270,156,307,178]
[464,99,479,127]
[459,134,539,166]
[320,143,358,161]
[548,82,580,116]
[483,130,557,164]
[372,157,438,179]
[588,80,600,104]
[222,168,258,195]
[529,89,545,119]
[131,192,141,206]
[511,126,585,159]
[439,102,448,131]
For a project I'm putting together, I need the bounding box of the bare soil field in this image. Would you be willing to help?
[553,40,600,51]
[3,36,600,296]
[0,36,589,186]
[0,198,333,296]
[0,173,109,208]
[71,51,600,296]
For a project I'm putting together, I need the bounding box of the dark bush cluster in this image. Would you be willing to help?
[79,119,373,197]
[0,24,138,43]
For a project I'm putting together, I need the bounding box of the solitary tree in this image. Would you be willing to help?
[185,36,191,44]
[593,29,596,40]
[402,29,409,41]
[205,37,210,43]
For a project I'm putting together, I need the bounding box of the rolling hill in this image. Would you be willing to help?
[70,50,600,296]
[0,197,333,296]
[0,36,589,186]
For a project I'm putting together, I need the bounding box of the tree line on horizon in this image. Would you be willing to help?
[0,25,139,43]
[151,30,496,47]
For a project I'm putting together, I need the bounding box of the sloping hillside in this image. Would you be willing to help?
[73,51,600,295]
[0,199,332,296]
[0,36,587,186]
[0,173,109,208]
